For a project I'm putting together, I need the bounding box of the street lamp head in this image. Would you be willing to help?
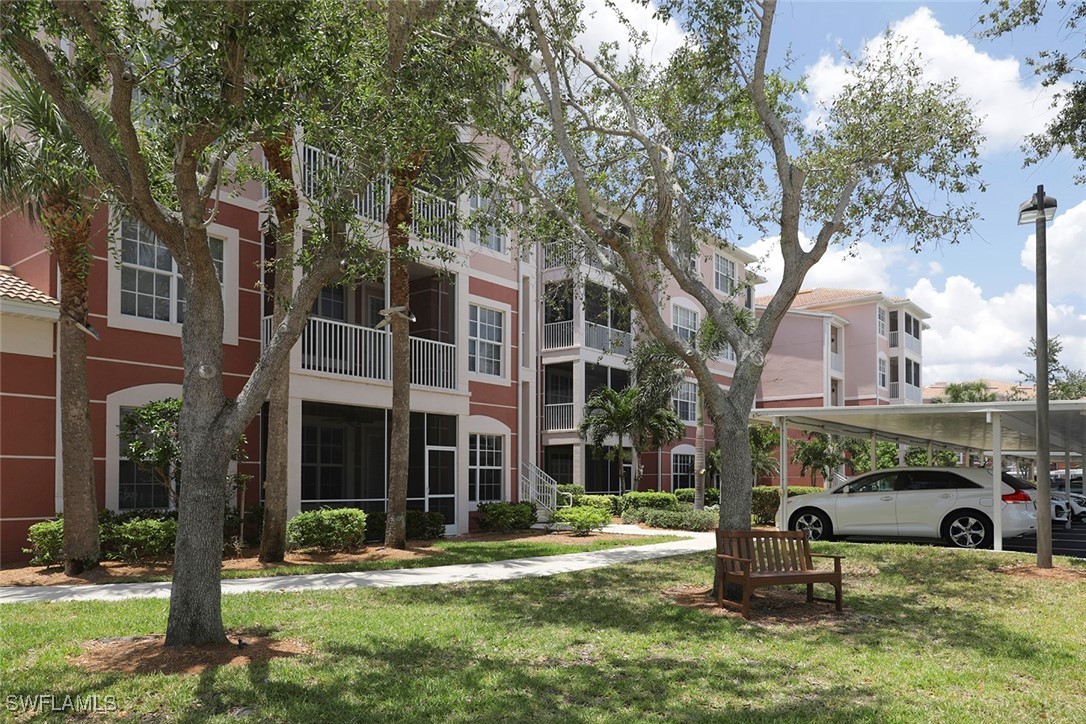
[1017,194,1057,225]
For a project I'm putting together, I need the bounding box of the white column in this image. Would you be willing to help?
[778,417,789,529]
[870,434,878,471]
[1065,448,1074,530]
[286,396,303,518]
[990,411,1003,551]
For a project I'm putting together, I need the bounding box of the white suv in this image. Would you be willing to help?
[781,467,1037,549]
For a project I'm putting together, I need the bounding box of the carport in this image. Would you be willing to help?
[750,400,1086,552]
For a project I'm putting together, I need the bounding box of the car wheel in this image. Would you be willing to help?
[791,509,833,541]
[942,510,992,549]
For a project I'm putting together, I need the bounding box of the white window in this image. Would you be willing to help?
[673,380,697,423]
[119,215,223,325]
[673,304,699,347]
[469,434,504,502]
[672,453,695,490]
[717,344,736,363]
[469,304,504,376]
[118,405,173,510]
[312,285,346,321]
[468,192,506,253]
[670,241,697,273]
[878,357,888,389]
[714,254,736,294]
[877,306,887,337]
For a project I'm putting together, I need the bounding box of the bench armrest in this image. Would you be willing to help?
[810,553,843,573]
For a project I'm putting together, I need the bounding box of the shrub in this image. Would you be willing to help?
[287,508,367,552]
[365,510,446,542]
[751,486,824,525]
[624,508,717,531]
[572,494,620,516]
[99,509,178,560]
[477,502,537,532]
[23,519,64,566]
[554,506,611,536]
[673,488,721,505]
[556,484,586,503]
[110,518,178,561]
[621,491,679,513]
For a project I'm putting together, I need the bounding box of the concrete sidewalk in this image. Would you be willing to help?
[0,526,714,605]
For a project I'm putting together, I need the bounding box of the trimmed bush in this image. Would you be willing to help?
[556,484,586,503]
[23,519,64,566]
[477,502,536,533]
[623,507,717,531]
[751,485,824,525]
[287,508,367,552]
[365,510,447,542]
[621,491,679,513]
[673,487,721,506]
[554,506,611,536]
[572,494,620,516]
[110,518,178,561]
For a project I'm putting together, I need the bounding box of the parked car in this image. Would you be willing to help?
[1048,475,1086,521]
[1005,474,1071,523]
[780,467,1037,549]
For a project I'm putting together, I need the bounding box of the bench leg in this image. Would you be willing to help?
[741,583,752,620]
[834,581,843,612]
[806,583,814,603]
[716,562,724,608]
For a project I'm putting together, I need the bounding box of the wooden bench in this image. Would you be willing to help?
[715,529,843,619]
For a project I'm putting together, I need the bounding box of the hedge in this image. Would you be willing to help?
[477,502,536,533]
[673,487,720,505]
[572,494,621,516]
[751,485,824,525]
[365,510,446,542]
[287,508,367,552]
[623,507,718,532]
[110,518,178,561]
[621,491,679,513]
[23,519,64,566]
[554,506,611,535]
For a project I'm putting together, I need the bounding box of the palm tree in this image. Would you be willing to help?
[579,385,684,493]
[931,380,997,404]
[0,72,112,574]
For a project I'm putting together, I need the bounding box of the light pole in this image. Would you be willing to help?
[1018,184,1057,568]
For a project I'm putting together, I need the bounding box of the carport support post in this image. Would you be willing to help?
[779,417,789,530]
[1065,449,1073,530]
[870,435,877,471]
[989,411,1003,551]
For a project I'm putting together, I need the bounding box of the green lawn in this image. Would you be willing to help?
[2,542,1085,722]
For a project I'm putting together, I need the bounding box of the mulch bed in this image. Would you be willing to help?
[69,632,310,676]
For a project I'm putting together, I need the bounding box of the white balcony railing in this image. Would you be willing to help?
[905,382,922,403]
[904,334,922,355]
[830,351,843,373]
[544,403,575,431]
[584,321,631,355]
[301,145,457,247]
[889,381,899,399]
[543,320,575,350]
[262,315,455,390]
[888,330,899,348]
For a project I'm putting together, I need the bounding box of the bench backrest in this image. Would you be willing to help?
[716,529,814,574]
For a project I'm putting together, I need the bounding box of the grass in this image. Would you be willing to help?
[2,541,1085,722]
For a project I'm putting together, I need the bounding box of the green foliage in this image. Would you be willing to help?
[621,491,680,513]
[477,502,537,533]
[749,424,781,480]
[554,506,612,536]
[572,494,621,516]
[930,380,997,404]
[751,486,824,525]
[791,433,849,485]
[288,508,368,552]
[23,519,64,566]
[674,487,719,505]
[118,399,183,504]
[556,484,586,497]
[109,519,178,562]
[1018,337,1086,401]
[623,507,717,532]
[365,511,446,542]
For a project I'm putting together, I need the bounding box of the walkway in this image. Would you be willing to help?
[0,526,714,605]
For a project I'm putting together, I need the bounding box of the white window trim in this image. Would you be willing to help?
[466,189,509,257]
[468,432,505,504]
[672,302,699,347]
[713,254,736,295]
[464,415,512,511]
[876,306,887,339]
[107,210,240,345]
[672,450,696,490]
[467,296,512,384]
[673,379,698,424]
[877,354,888,389]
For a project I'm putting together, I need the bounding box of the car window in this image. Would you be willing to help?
[900,471,979,491]
[839,473,897,494]
[1002,473,1033,491]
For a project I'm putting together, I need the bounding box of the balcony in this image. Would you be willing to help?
[889,381,922,404]
[543,320,575,350]
[544,402,575,432]
[300,145,458,247]
[263,316,457,390]
[830,351,843,374]
[584,321,631,355]
[888,330,922,355]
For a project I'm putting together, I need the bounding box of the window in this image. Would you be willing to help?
[118,406,171,509]
[119,215,223,324]
[839,473,897,494]
[312,285,346,321]
[673,304,699,346]
[673,453,695,489]
[714,254,736,294]
[877,306,886,337]
[673,380,697,423]
[877,357,888,388]
[905,359,921,387]
[468,192,506,253]
[469,434,504,502]
[301,424,345,502]
[901,471,980,491]
[669,241,697,272]
[469,304,503,376]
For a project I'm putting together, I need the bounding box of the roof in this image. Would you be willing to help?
[754,287,930,319]
[0,266,58,308]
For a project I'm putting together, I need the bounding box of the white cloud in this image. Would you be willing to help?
[804,7,1066,149]
[576,0,686,68]
[744,236,905,298]
[1019,198,1086,304]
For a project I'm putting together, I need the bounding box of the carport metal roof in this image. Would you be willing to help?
[750,400,1086,456]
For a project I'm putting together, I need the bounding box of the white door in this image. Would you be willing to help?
[834,472,899,535]
[426,446,457,535]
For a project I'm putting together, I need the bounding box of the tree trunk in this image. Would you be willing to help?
[694,393,705,511]
[259,135,299,564]
[384,173,414,549]
[47,204,99,575]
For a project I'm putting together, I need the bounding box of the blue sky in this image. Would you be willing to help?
[579,0,1085,384]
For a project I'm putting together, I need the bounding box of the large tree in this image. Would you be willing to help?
[486,0,983,534]
[931,380,998,404]
[1017,336,1086,400]
[0,71,111,574]
[1,0,384,646]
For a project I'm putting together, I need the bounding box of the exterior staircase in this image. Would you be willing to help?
[520,461,572,522]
